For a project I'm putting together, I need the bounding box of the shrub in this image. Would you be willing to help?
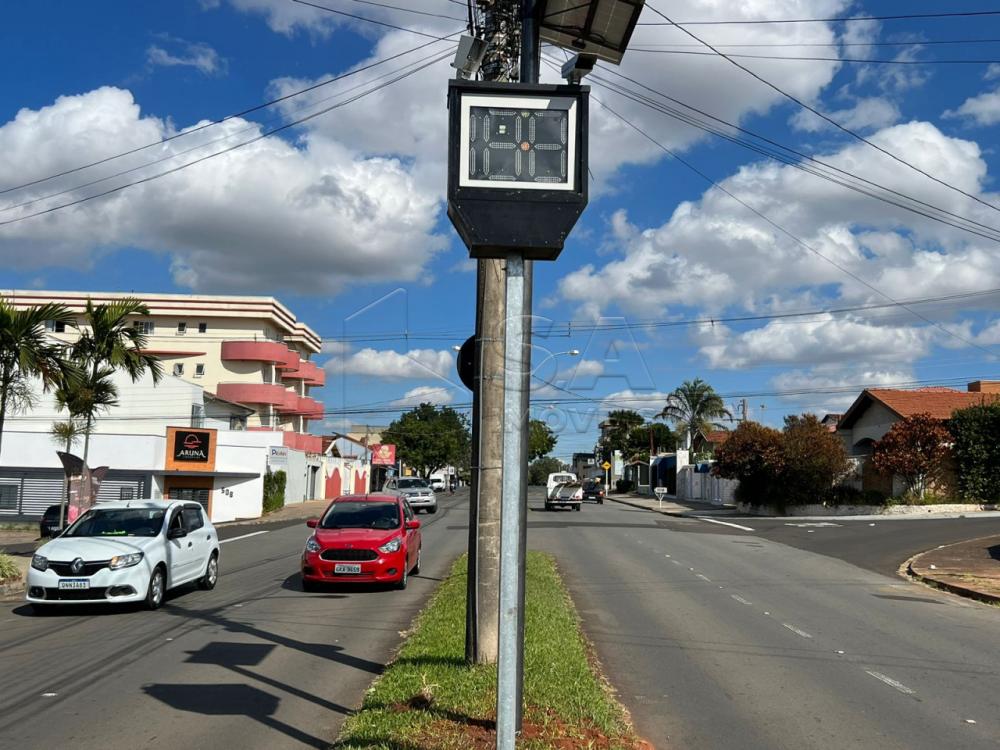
[263,469,286,514]
[872,413,951,500]
[713,422,785,505]
[0,553,20,583]
[615,479,634,493]
[950,404,1000,504]
[781,415,850,506]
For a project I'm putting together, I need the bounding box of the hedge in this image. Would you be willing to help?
[263,469,287,514]
[950,404,1000,504]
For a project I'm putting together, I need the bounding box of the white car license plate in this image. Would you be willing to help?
[58,579,90,590]
[334,564,362,574]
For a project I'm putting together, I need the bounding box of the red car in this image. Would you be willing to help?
[301,494,422,591]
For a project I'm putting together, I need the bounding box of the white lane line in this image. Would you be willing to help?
[731,594,753,606]
[865,670,916,695]
[782,623,813,639]
[670,560,682,566]
[220,530,270,544]
[695,573,712,582]
[691,517,755,532]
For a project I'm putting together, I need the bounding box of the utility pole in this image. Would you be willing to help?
[467,0,521,666]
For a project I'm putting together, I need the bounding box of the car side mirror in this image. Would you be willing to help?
[306,518,319,528]
[405,520,421,530]
[168,527,187,540]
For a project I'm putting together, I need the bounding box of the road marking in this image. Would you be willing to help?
[692,517,754,531]
[731,594,753,606]
[695,573,712,582]
[670,560,682,566]
[220,530,270,544]
[42,692,57,697]
[865,670,915,695]
[784,522,841,528]
[782,623,813,639]
[965,719,977,725]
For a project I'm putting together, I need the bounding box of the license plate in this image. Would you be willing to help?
[334,564,362,574]
[58,579,90,590]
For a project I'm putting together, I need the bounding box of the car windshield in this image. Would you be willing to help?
[397,478,428,489]
[63,508,166,538]
[321,501,400,530]
[552,475,574,483]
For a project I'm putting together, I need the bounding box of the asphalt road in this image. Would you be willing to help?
[531,493,1000,750]
[0,491,471,750]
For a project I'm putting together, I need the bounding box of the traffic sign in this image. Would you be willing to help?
[601,461,611,471]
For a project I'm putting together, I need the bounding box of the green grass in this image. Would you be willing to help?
[0,552,21,583]
[334,552,642,749]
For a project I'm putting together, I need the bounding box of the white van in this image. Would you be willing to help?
[429,474,447,492]
[546,472,577,500]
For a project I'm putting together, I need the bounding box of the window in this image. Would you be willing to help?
[177,322,187,334]
[182,505,204,531]
[119,487,135,501]
[403,500,414,522]
[134,321,155,335]
[191,404,205,428]
[229,415,247,431]
[45,320,66,333]
[0,484,18,512]
[173,363,185,377]
[194,364,205,378]
[198,323,207,333]
[168,510,184,536]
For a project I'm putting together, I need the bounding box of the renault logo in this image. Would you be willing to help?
[70,558,84,575]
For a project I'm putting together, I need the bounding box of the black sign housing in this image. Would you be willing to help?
[173,430,211,463]
[447,80,589,261]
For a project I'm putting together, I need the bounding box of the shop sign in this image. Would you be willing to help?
[173,430,212,462]
[371,444,396,466]
[268,446,289,466]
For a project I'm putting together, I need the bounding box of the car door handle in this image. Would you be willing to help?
[187,542,193,548]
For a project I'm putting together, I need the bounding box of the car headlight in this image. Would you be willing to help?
[109,552,144,570]
[378,538,402,554]
[31,554,48,572]
[305,536,321,553]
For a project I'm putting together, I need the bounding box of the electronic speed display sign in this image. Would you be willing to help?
[448,81,589,261]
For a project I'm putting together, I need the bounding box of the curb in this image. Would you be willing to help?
[0,578,25,601]
[904,536,1000,606]
[607,495,685,518]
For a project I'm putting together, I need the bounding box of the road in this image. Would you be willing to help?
[531,492,1000,750]
[0,492,470,750]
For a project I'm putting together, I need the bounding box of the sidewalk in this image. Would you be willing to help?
[217,498,329,528]
[908,535,1000,604]
[607,492,733,517]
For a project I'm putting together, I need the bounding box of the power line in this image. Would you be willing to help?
[646,3,1000,218]
[290,0,458,39]
[637,9,1000,26]
[627,48,1000,65]
[0,48,455,228]
[630,38,1000,50]
[582,65,1000,244]
[331,0,465,22]
[0,31,462,199]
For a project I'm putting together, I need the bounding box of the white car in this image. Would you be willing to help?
[382,477,438,513]
[429,475,447,492]
[26,500,219,612]
[546,472,577,500]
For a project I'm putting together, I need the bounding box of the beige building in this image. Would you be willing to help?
[5,290,325,453]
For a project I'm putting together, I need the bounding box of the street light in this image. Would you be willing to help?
[532,348,580,373]
[539,0,646,65]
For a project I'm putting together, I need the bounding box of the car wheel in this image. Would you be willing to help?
[198,553,219,590]
[396,560,409,590]
[412,547,421,576]
[302,576,318,592]
[428,505,437,514]
[574,504,582,511]
[145,567,166,610]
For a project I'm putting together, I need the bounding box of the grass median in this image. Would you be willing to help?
[334,551,646,749]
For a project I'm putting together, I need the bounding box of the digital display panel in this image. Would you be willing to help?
[468,107,570,185]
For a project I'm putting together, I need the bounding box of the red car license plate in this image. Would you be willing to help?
[334,564,362,574]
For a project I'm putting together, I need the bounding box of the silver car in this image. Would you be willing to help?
[382,477,438,514]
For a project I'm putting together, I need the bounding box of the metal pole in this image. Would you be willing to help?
[465,265,485,662]
[496,253,528,750]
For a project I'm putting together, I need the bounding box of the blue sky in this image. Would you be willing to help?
[2,0,999,461]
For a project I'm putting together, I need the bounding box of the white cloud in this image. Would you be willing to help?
[321,340,351,356]
[147,37,227,75]
[329,347,455,380]
[390,385,455,408]
[770,367,916,411]
[0,87,447,294]
[790,96,900,133]
[699,315,933,369]
[986,64,1000,81]
[943,87,1000,127]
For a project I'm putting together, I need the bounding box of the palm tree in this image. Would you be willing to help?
[657,379,731,450]
[0,298,75,457]
[71,298,163,463]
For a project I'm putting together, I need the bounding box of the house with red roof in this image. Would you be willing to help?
[837,381,1000,495]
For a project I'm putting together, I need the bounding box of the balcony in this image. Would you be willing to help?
[221,341,295,367]
[216,383,296,409]
[277,350,301,372]
[288,396,324,420]
[281,359,325,387]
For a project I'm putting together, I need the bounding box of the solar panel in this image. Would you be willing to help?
[539,0,645,64]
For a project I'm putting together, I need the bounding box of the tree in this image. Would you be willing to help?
[0,298,75,457]
[529,456,564,486]
[70,298,163,463]
[950,403,1000,504]
[872,413,952,500]
[657,378,731,449]
[381,403,471,479]
[626,422,677,461]
[599,409,645,460]
[781,414,849,505]
[713,421,785,505]
[528,419,557,461]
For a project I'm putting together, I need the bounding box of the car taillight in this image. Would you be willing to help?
[598,491,604,496]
